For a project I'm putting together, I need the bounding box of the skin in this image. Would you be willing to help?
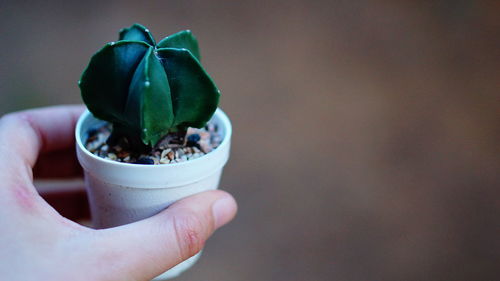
[0,105,237,281]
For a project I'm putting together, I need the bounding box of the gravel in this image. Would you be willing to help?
[85,123,222,164]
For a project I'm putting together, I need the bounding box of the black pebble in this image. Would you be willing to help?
[186,134,201,147]
[87,128,98,138]
[135,157,154,165]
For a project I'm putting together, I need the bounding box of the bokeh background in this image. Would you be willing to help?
[1,0,499,280]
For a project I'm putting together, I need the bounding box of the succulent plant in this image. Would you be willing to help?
[79,23,220,150]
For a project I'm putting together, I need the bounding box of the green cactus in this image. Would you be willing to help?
[79,23,220,150]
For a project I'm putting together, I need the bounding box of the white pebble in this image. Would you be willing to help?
[107,153,117,160]
[161,148,172,159]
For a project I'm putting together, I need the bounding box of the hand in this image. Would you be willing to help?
[0,105,237,281]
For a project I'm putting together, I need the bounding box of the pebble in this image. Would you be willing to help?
[117,151,130,158]
[87,128,99,137]
[189,153,202,160]
[135,157,154,165]
[152,156,160,165]
[87,135,97,143]
[200,140,212,153]
[166,151,174,160]
[186,134,201,147]
[161,148,171,159]
[86,121,222,165]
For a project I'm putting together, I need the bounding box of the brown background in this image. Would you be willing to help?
[0,1,499,280]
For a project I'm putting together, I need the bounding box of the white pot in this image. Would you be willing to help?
[75,108,232,280]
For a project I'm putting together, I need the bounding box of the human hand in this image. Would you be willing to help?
[0,105,237,281]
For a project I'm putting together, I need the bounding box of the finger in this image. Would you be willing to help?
[0,105,84,184]
[95,190,237,280]
[33,149,83,178]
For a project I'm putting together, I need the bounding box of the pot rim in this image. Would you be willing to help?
[75,108,231,169]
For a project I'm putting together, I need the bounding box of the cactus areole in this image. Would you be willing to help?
[79,24,220,151]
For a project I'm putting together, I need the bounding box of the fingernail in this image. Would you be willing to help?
[212,195,237,229]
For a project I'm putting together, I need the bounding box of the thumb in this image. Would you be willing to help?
[94,190,237,281]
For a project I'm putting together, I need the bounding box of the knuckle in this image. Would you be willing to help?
[173,212,207,259]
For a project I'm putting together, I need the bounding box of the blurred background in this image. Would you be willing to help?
[1,0,499,280]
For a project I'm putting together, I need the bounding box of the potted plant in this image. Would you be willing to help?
[75,23,232,280]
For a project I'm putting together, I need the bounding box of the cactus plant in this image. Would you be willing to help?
[79,23,220,151]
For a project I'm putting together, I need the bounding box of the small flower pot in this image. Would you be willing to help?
[75,108,231,280]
